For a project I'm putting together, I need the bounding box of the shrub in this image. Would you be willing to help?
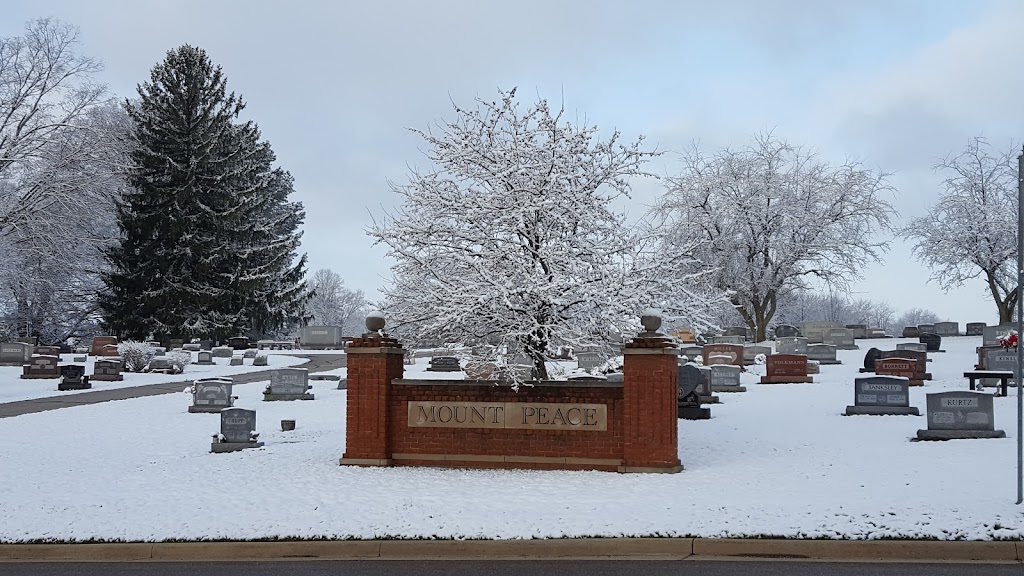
[117,340,155,373]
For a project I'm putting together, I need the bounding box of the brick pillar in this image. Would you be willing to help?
[621,333,682,473]
[339,334,404,467]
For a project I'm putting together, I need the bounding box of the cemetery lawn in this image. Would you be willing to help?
[1,337,1022,542]
[0,353,310,404]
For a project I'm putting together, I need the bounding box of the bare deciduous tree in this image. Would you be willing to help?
[305,268,368,335]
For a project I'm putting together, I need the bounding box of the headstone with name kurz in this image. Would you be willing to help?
[807,343,841,365]
[264,368,313,401]
[677,363,711,420]
[776,337,808,355]
[844,376,919,416]
[710,363,745,392]
[20,355,59,379]
[933,322,959,337]
[774,324,801,338]
[760,354,812,384]
[194,350,215,365]
[57,364,90,390]
[845,324,868,339]
[189,378,235,413]
[743,345,772,366]
[211,408,264,453]
[0,342,32,366]
[965,322,986,337]
[875,357,924,386]
[89,336,117,356]
[823,328,859,350]
[91,358,123,381]
[916,392,1005,440]
[901,326,920,338]
[701,344,744,368]
[575,351,603,371]
[918,332,943,353]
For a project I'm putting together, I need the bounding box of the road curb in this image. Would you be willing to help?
[0,538,1020,562]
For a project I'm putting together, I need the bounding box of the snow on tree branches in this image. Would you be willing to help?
[655,132,896,341]
[901,137,1020,323]
[370,88,723,381]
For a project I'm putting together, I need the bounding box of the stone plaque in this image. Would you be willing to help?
[876,358,915,380]
[710,364,741,387]
[806,343,837,363]
[933,322,959,336]
[701,344,744,367]
[407,401,607,431]
[925,392,994,431]
[194,378,234,407]
[92,359,123,381]
[711,335,744,345]
[220,408,257,443]
[854,377,911,407]
[965,322,985,337]
[774,324,801,338]
[901,326,920,338]
[767,354,807,378]
[269,368,309,395]
[776,337,807,355]
[984,349,1020,378]
[823,328,856,349]
[575,351,603,370]
[743,345,772,364]
[896,343,927,353]
[0,342,31,365]
[195,350,214,365]
[918,332,942,352]
[677,363,703,399]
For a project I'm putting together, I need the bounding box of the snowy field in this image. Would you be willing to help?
[1,336,1023,543]
[0,353,309,404]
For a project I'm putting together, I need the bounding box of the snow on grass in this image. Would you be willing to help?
[1,337,1023,542]
[0,354,309,404]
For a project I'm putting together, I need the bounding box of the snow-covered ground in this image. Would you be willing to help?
[0,354,309,404]
[1,336,1023,543]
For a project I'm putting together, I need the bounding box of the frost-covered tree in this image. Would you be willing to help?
[101,45,307,341]
[305,268,368,335]
[902,137,1020,323]
[370,88,723,379]
[656,132,896,341]
[895,307,941,329]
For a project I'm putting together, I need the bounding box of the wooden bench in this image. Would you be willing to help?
[963,370,1013,397]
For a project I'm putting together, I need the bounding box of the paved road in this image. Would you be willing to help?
[0,354,345,419]
[1,561,1021,576]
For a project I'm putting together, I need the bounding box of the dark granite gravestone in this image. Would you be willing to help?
[875,357,921,385]
[965,322,985,337]
[983,324,1016,347]
[933,322,959,337]
[228,337,251,350]
[91,358,123,381]
[167,338,185,351]
[845,324,868,339]
[710,364,745,392]
[760,354,812,384]
[264,368,313,401]
[199,340,214,350]
[0,342,32,366]
[916,392,1005,440]
[147,357,174,373]
[212,346,234,358]
[696,365,719,404]
[917,324,935,335]
[426,356,462,372]
[253,355,268,366]
[57,364,90,391]
[918,332,943,352]
[229,357,243,366]
[861,348,882,373]
[845,376,918,416]
[20,355,59,379]
[701,344,744,368]
[677,363,710,420]
[211,408,264,453]
[901,326,920,338]
[983,349,1020,388]
[190,378,235,413]
[776,337,808,355]
[807,343,841,365]
[743,345,771,365]
[182,343,202,352]
[774,324,801,338]
[679,345,703,362]
[34,345,60,357]
[243,349,258,359]
[575,351,603,371]
[194,350,215,365]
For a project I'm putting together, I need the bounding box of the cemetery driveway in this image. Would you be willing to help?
[0,354,345,420]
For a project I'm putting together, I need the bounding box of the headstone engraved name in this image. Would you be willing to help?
[774,324,801,338]
[983,324,1017,347]
[965,322,985,337]
[211,408,264,453]
[34,345,60,357]
[680,345,703,362]
[57,364,91,391]
[917,324,935,335]
[806,343,840,365]
[677,363,710,420]
[426,356,462,372]
[89,336,118,356]
[189,378,235,413]
[264,368,313,401]
[760,354,812,384]
[701,344,744,368]
[575,351,603,371]
[91,358,123,381]
[20,355,59,379]
[0,342,31,366]
[212,346,234,358]
[897,343,928,353]
[710,364,745,393]
[711,335,744,345]
[823,328,858,350]
[194,350,215,365]
[776,337,808,355]
[844,376,918,416]
[933,322,959,337]
[874,357,922,385]
[916,392,1005,440]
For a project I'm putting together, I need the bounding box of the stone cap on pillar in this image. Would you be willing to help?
[349,312,403,350]
[624,309,678,353]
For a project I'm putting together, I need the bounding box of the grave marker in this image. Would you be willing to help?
[965,322,986,337]
[677,363,710,419]
[844,376,919,416]
[711,335,744,345]
[20,355,59,379]
[760,354,812,384]
[743,345,772,366]
[775,337,808,355]
[918,332,943,352]
[701,344,744,368]
[0,342,31,366]
[916,392,1005,440]
[897,342,928,353]
[211,346,234,358]
[194,351,215,365]
[575,351,603,371]
[189,378,235,413]
[845,324,868,339]
[710,364,745,392]
[91,358,123,381]
[774,324,801,338]
[823,328,858,350]
[901,326,920,338]
[264,367,313,401]
[426,356,462,372]
[933,322,959,337]
[807,343,841,365]
[211,408,264,453]
[89,336,118,356]
[57,364,90,391]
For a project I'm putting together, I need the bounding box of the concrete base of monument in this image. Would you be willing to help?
[210,441,264,453]
[678,405,711,419]
[759,376,814,384]
[262,393,315,401]
[812,359,842,365]
[310,374,341,381]
[57,381,91,391]
[844,406,920,416]
[913,429,1006,441]
[19,374,58,380]
[835,346,860,351]
[711,385,747,393]
[90,375,124,381]
[339,457,393,467]
[698,394,721,404]
[188,405,231,413]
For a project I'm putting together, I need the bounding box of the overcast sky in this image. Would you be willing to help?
[4,0,1022,327]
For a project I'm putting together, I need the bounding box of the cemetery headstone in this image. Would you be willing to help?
[264,368,313,401]
[151,347,166,357]
[426,356,462,372]
[774,324,801,338]
[229,357,243,366]
[823,328,858,350]
[228,337,251,350]
[243,349,257,359]
[760,354,812,384]
[800,321,843,344]
[680,345,703,362]
[673,327,697,343]
[878,350,931,382]
[0,342,32,366]
[916,392,1005,440]
[723,326,747,338]
[677,363,710,420]
[20,355,59,379]
[253,355,268,366]
[965,322,986,337]
[73,355,87,362]
[743,345,772,365]
[807,343,840,365]
[575,351,603,371]
[845,324,868,339]
[983,349,1020,385]
[776,337,808,355]
[167,339,184,351]
[212,346,233,358]
[57,364,90,391]
[918,332,943,352]
[34,345,60,357]
[696,365,719,404]
[806,359,820,374]
[983,324,1016,347]
[896,343,928,353]
[89,336,118,356]
[182,343,202,352]
[16,336,38,347]
[91,358,123,381]
[194,351,215,365]
[861,347,882,373]
[199,340,214,350]
[917,324,935,335]
[875,357,923,386]
[901,326,920,338]
[211,408,264,453]
[710,364,745,392]
[147,357,174,373]
[710,335,744,345]
[189,378,235,413]
[844,376,919,416]
[933,322,959,337]
[701,344,744,368]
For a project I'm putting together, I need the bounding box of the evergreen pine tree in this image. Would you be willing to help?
[101,45,308,341]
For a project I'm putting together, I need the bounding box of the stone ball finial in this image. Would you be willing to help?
[365,311,386,333]
[640,308,663,333]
